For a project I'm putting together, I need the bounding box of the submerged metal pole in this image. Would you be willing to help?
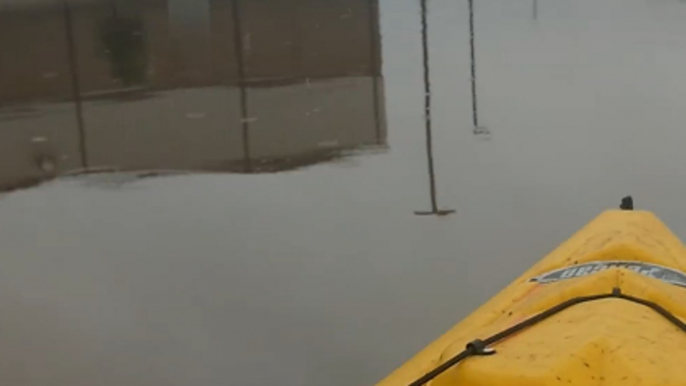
[469,0,488,135]
[469,0,478,128]
[415,0,455,217]
[231,0,252,172]
[63,0,89,169]
[368,0,383,145]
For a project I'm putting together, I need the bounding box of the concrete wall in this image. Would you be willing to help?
[0,4,75,104]
[0,0,381,102]
[0,0,385,192]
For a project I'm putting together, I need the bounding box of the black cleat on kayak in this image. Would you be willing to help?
[620,196,634,210]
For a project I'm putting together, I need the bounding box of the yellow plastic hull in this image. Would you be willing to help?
[377,210,686,386]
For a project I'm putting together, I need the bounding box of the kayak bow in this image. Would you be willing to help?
[378,200,686,386]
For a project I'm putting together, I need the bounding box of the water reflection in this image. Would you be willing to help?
[0,0,386,193]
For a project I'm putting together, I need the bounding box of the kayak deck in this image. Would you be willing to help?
[377,210,686,386]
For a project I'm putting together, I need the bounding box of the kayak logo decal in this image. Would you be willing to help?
[529,261,686,288]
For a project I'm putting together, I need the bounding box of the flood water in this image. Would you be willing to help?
[3,0,686,384]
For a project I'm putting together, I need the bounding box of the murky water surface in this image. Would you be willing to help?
[3,0,686,384]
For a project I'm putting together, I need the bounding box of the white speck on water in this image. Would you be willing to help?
[37,156,56,173]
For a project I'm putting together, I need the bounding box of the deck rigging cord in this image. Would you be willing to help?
[408,287,686,386]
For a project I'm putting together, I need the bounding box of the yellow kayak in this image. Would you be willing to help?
[377,198,686,386]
